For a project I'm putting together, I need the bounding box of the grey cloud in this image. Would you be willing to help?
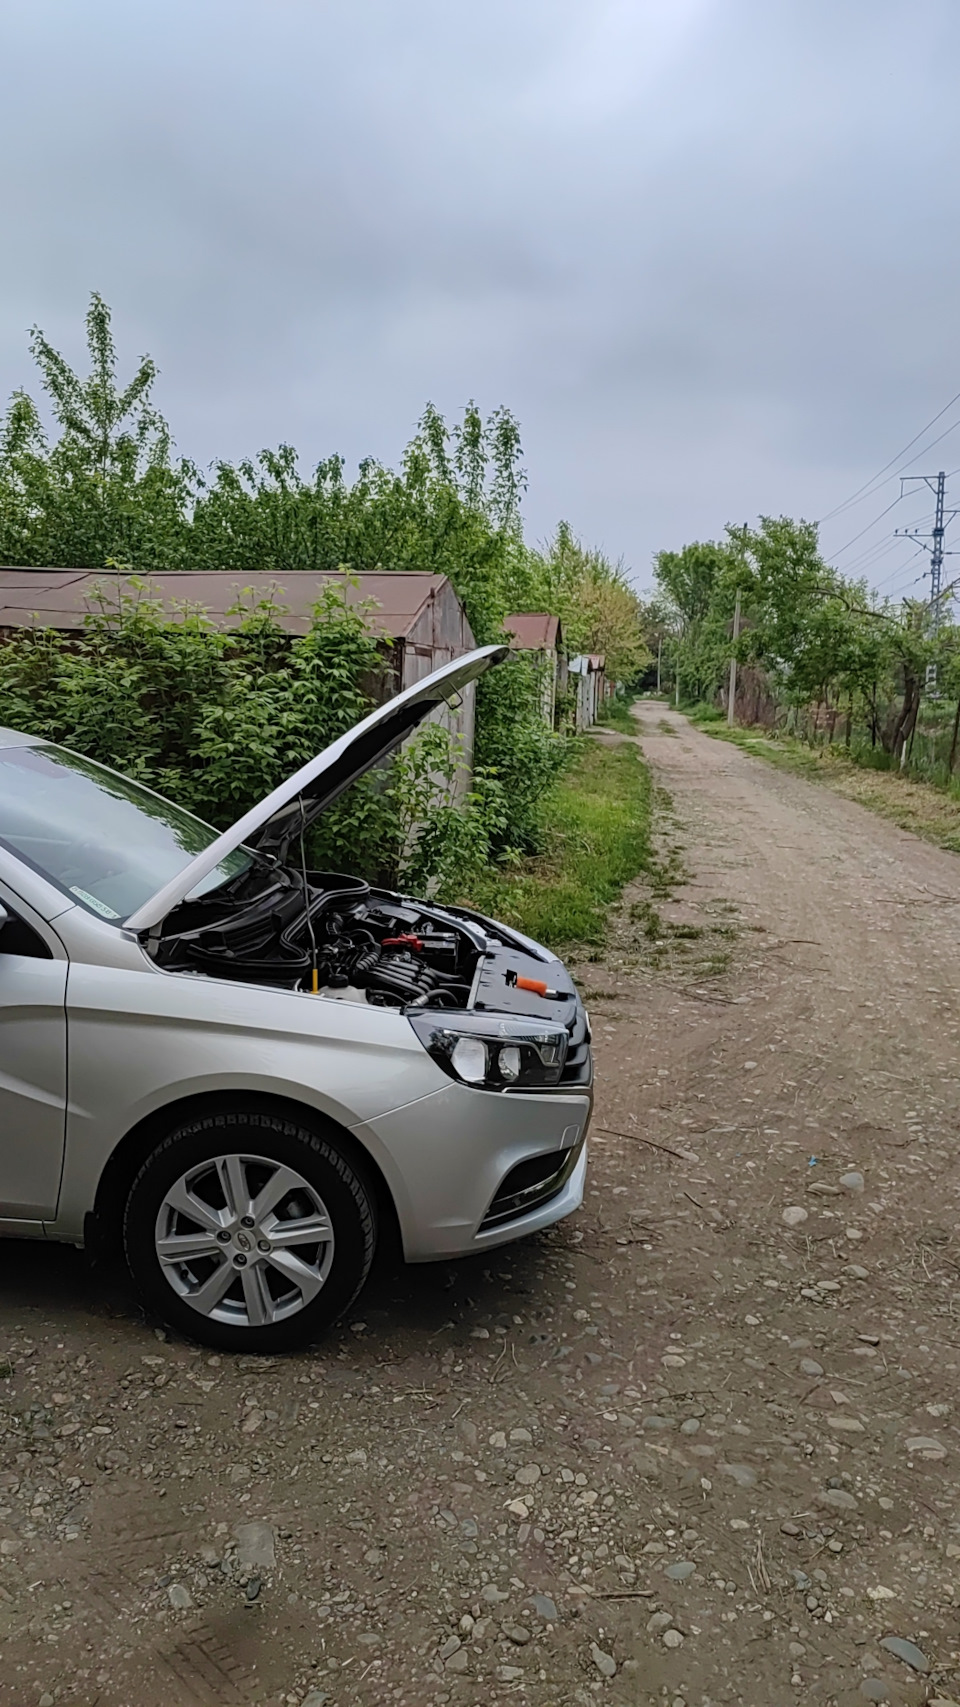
[1,0,958,590]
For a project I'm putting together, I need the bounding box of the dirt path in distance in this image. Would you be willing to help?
[4,704,960,1707]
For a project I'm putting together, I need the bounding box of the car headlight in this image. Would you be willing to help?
[408,1011,568,1090]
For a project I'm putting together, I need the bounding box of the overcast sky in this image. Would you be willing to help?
[2,0,959,595]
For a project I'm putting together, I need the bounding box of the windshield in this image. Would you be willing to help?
[0,744,252,923]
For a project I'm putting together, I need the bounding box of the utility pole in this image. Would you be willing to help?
[930,469,946,637]
[727,588,742,727]
[897,470,958,696]
[656,634,662,694]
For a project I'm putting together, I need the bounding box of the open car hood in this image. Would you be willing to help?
[124,643,507,934]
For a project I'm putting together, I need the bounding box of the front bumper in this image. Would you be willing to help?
[349,1081,591,1261]
[471,1141,587,1254]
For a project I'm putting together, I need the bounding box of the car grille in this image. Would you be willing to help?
[479,1141,583,1231]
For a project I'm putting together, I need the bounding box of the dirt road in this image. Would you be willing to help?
[4,705,960,1707]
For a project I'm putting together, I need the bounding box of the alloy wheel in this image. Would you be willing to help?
[154,1151,336,1328]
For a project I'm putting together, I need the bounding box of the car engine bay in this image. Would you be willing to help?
[148,864,579,1020]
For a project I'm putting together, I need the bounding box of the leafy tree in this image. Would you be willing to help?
[186,402,526,645]
[634,596,676,691]
[0,294,192,570]
[0,298,582,859]
[727,519,936,757]
[654,511,958,768]
[653,540,735,701]
[31,292,167,478]
[509,523,650,683]
[655,540,729,630]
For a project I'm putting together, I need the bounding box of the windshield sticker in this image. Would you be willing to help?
[69,886,121,919]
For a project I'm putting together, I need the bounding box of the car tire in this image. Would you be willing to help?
[123,1107,377,1353]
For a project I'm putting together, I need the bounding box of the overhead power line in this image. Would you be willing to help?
[874,569,927,603]
[820,417,960,547]
[819,385,960,525]
[872,544,926,594]
[827,493,905,560]
[843,536,916,579]
[841,507,930,565]
[825,506,930,579]
[898,417,960,476]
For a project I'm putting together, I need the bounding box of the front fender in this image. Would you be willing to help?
[55,962,446,1239]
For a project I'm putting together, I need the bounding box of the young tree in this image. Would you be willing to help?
[187,401,525,644]
[0,293,192,569]
[514,523,649,682]
[654,539,734,701]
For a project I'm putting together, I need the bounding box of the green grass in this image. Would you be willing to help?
[595,697,639,735]
[683,700,726,723]
[466,738,652,948]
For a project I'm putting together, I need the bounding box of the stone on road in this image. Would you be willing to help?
[4,703,960,1706]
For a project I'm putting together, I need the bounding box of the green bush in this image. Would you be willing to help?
[0,582,383,825]
[474,654,573,855]
[0,585,535,897]
[385,723,508,900]
[0,296,637,911]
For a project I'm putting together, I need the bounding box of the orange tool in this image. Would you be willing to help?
[505,970,572,1001]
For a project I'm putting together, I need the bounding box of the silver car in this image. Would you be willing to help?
[0,645,591,1351]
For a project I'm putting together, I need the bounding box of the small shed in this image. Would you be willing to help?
[568,653,606,729]
[0,566,478,755]
[503,611,566,727]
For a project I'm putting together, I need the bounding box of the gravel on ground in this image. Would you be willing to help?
[3,703,960,1707]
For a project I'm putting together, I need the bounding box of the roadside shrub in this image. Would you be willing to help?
[0,585,520,896]
[468,737,651,947]
[0,581,384,825]
[474,654,573,855]
[387,723,508,900]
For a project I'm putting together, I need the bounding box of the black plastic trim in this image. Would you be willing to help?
[479,1139,584,1230]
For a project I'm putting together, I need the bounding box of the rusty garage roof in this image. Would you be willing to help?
[503,612,561,651]
[0,568,452,640]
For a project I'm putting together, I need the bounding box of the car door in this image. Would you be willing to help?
[0,885,68,1223]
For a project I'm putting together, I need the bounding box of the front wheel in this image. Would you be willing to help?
[123,1108,377,1353]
